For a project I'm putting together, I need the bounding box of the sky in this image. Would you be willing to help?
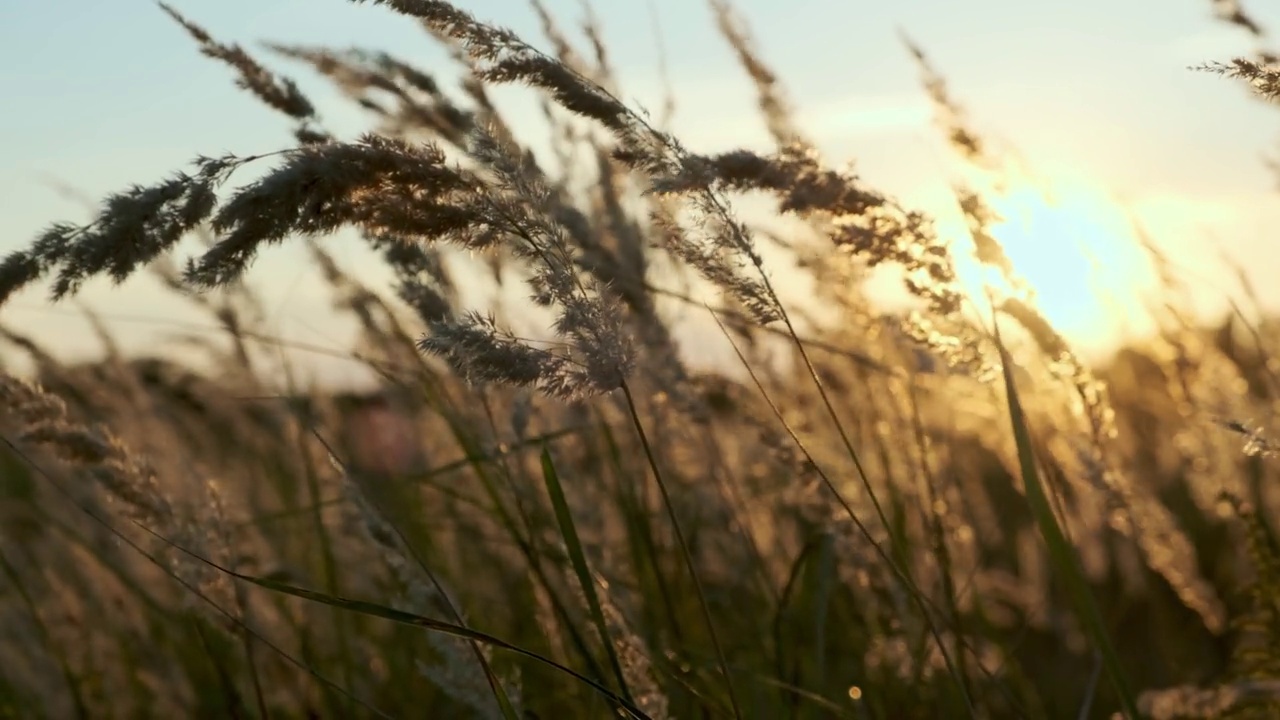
[2,0,1279,385]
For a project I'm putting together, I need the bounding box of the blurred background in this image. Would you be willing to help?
[2,0,1279,386]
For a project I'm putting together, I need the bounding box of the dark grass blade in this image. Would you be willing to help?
[992,321,1139,719]
[230,570,653,720]
[539,445,637,706]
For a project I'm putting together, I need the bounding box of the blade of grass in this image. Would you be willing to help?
[991,317,1139,719]
[539,445,637,707]
[593,408,685,647]
[230,571,652,719]
[412,373,610,683]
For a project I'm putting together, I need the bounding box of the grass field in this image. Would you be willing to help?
[3,1,1280,717]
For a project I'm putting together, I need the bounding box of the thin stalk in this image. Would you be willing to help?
[620,380,744,720]
[310,430,520,720]
[710,309,976,714]
[1,435,394,719]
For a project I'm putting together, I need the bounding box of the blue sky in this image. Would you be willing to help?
[2,0,1278,383]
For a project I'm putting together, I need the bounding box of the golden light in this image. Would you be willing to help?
[947,177,1160,359]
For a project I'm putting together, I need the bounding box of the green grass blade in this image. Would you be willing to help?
[993,325,1139,719]
[539,445,637,706]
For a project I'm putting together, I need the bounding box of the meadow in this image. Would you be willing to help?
[3,1,1280,717]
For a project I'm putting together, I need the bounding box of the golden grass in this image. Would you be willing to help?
[2,1,1280,718]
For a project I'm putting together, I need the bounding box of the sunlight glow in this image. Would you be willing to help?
[947,176,1161,359]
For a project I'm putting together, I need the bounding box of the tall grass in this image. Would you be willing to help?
[2,1,1280,718]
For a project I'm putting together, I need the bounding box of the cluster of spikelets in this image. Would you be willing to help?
[4,0,1280,718]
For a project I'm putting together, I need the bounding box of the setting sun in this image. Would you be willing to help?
[944,175,1162,358]
[4,0,1280,716]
